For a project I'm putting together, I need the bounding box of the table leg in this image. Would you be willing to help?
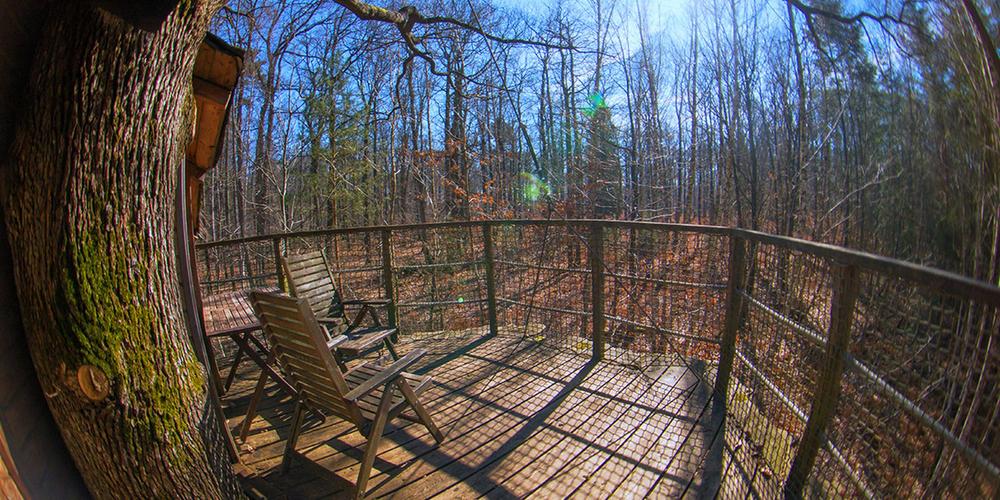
[223,337,248,394]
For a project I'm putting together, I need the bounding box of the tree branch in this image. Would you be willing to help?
[785,0,918,31]
[331,0,574,51]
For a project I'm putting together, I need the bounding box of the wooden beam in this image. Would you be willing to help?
[381,229,397,329]
[784,263,860,498]
[715,236,748,396]
[588,222,605,361]
[482,223,498,337]
[192,76,231,105]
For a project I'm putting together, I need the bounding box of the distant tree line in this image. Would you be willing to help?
[205,0,1000,286]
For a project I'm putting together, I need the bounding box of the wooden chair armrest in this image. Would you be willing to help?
[339,327,396,352]
[318,317,349,333]
[343,349,426,401]
[342,299,390,306]
[326,335,349,350]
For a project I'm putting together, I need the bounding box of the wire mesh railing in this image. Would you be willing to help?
[492,221,593,352]
[194,220,1000,498]
[390,224,488,333]
[601,222,728,369]
[729,229,1000,498]
[817,265,999,497]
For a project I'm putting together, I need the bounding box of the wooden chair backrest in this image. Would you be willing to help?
[249,291,364,426]
[281,250,347,333]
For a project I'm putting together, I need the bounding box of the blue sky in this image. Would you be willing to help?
[493,0,693,51]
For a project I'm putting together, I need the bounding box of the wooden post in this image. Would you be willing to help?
[482,223,498,337]
[784,263,860,498]
[702,236,750,500]
[589,222,605,361]
[381,229,397,328]
[272,236,284,292]
[716,236,748,397]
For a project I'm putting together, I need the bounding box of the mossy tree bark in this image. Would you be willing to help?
[1,1,239,497]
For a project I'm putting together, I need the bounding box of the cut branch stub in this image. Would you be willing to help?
[77,365,110,401]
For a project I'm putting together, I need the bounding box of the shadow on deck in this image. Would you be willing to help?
[222,327,744,499]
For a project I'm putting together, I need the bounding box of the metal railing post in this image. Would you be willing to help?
[784,263,860,498]
[589,222,605,361]
[380,229,398,329]
[482,222,498,337]
[272,236,285,291]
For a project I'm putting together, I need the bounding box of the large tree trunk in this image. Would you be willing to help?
[1,2,239,497]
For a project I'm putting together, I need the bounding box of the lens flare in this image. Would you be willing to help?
[583,92,607,117]
[520,172,550,202]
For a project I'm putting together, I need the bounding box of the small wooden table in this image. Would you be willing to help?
[201,289,295,393]
[202,288,308,441]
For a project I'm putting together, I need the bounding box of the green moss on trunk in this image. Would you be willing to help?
[1,1,238,497]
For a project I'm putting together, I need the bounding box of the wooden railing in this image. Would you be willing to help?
[196,220,1000,497]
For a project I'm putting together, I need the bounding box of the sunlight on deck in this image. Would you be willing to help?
[223,326,728,498]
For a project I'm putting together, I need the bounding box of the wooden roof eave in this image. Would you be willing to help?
[186,33,244,234]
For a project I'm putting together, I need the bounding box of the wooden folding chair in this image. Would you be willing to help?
[238,250,400,441]
[282,249,399,367]
[249,291,444,499]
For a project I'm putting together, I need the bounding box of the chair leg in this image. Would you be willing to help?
[367,306,382,326]
[281,398,306,474]
[356,385,395,499]
[397,380,443,443]
[239,367,269,441]
[384,338,399,360]
[335,351,350,372]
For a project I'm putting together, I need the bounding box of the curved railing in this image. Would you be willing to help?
[195,220,1000,497]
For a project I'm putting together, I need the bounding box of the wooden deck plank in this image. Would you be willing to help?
[519,368,701,499]
[552,375,699,494]
[217,327,719,499]
[229,332,564,496]
[271,339,565,497]
[641,396,715,498]
[254,337,575,498]
[360,343,591,499]
[437,359,642,498]
[606,372,713,498]
[231,334,517,469]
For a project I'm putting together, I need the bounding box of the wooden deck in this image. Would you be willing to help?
[221,327,727,499]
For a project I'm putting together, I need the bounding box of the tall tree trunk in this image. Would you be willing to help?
[252,41,279,236]
[688,17,699,221]
[1,2,239,497]
[444,42,469,220]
